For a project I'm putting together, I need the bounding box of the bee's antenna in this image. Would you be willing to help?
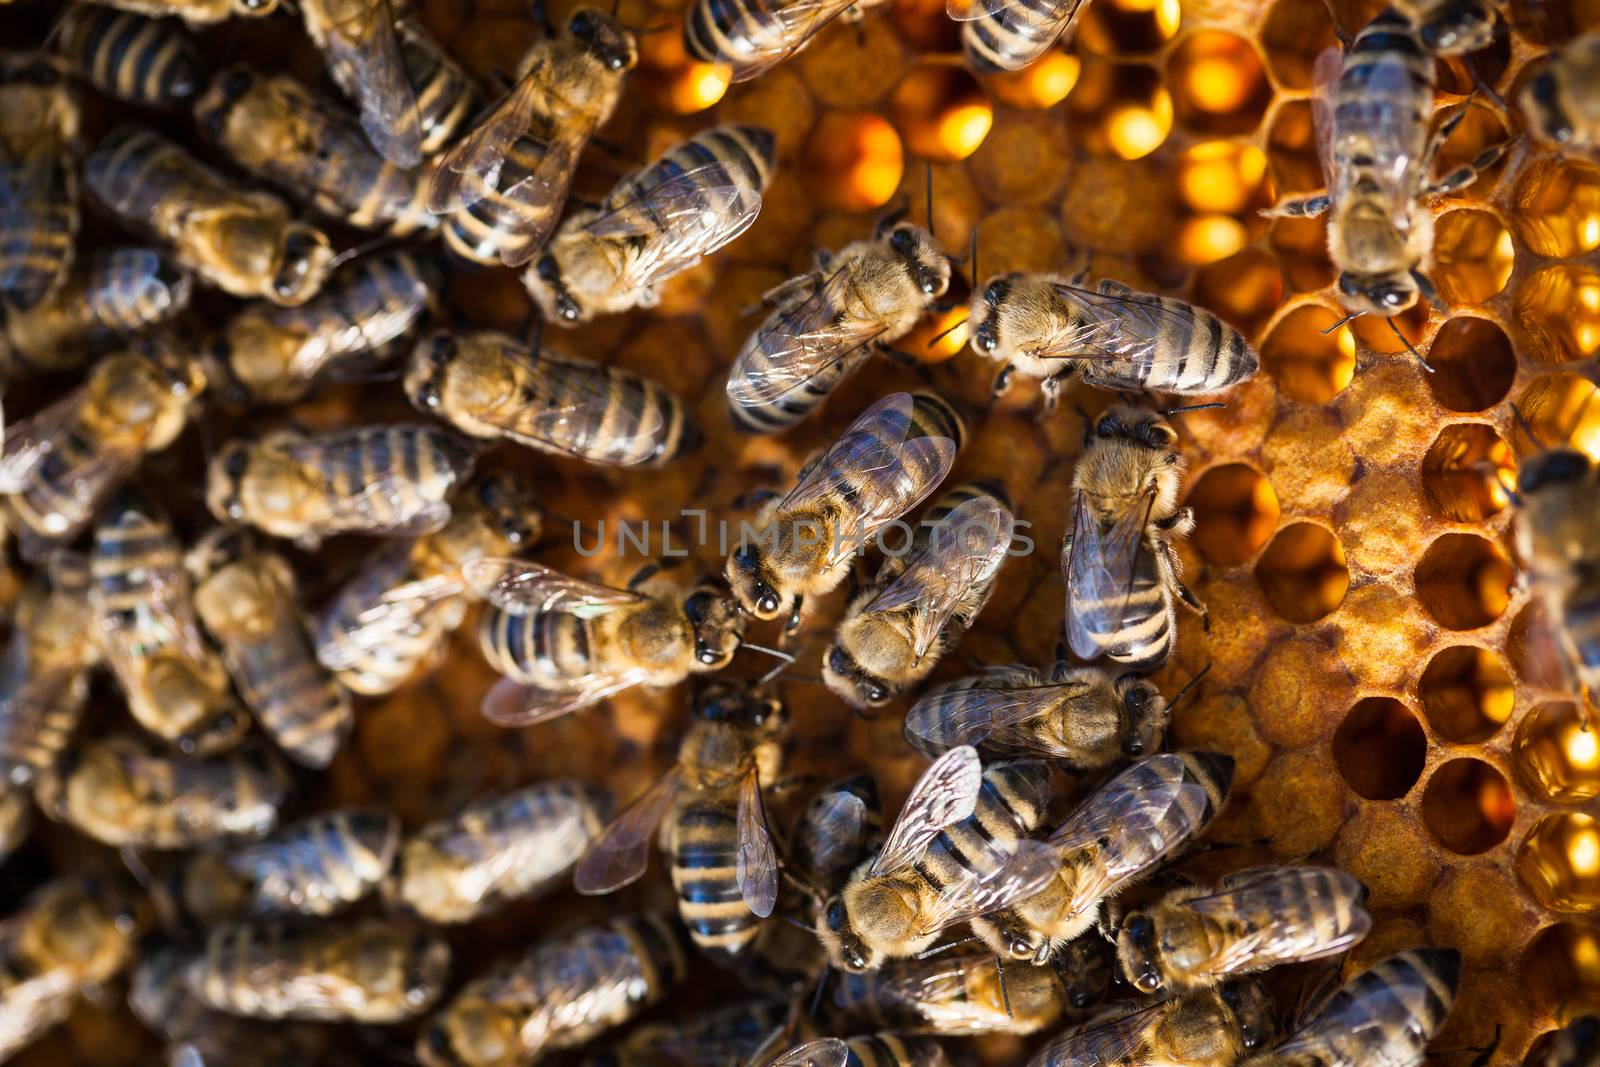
[325,233,398,273]
[1160,402,1226,417]
[744,642,797,685]
[1170,662,1212,708]
[914,934,981,959]
[969,223,979,279]
[1387,317,1435,374]
[808,967,832,1020]
[1411,267,1440,308]
[995,954,1014,1018]
[1321,311,1361,334]
[926,316,969,349]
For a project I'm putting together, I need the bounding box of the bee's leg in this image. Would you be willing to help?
[995,954,1014,1017]
[784,596,805,636]
[1424,142,1509,197]
[1176,581,1209,634]
[626,562,662,590]
[1154,505,1195,535]
[1260,193,1330,219]
[1039,366,1074,418]
[986,364,1015,412]
[530,0,556,37]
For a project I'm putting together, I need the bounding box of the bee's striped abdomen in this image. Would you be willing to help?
[844,1033,948,1067]
[221,809,397,916]
[397,18,480,156]
[315,547,455,696]
[913,761,1050,902]
[525,354,699,466]
[312,425,468,534]
[442,133,564,266]
[614,124,774,248]
[0,134,76,312]
[58,5,201,107]
[1074,281,1259,395]
[477,602,597,688]
[669,800,760,955]
[1331,11,1432,180]
[86,246,192,333]
[4,426,98,548]
[960,0,1078,74]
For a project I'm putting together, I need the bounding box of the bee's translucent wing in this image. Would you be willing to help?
[1047,779,1210,914]
[425,74,553,213]
[479,669,653,726]
[794,788,869,880]
[585,162,764,292]
[477,341,668,458]
[766,1038,850,1067]
[873,953,1015,1034]
[1310,44,1343,190]
[462,559,646,617]
[0,387,85,493]
[947,0,1087,70]
[903,677,1088,759]
[1026,1000,1166,1067]
[727,266,888,411]
[1063,487,1154,662]
[1044,283,1226,377]
[310,0,422,167]
[737,766,779,917]
[915,837,1060,936]
[314,548,456,671]
[869,744,982,877]
[1182,866,1372,979]
[1273,958,1435,1059]
[0,113,68,307]
[573,767,683,894]
[727,0,860,81]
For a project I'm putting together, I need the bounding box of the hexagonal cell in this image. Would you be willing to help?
[1066,62,1172,160]
[1260,304,1355,404]
[1432,210,1514,306]
[1348,302,1429,358]
[983,52,1080,110]
[1175,216,1248,267]
[1166,32,1273,137]
[1517,813,1600,912]
[1419,645,1514,744]
[1425,316,1515,413]
[1332,697,1427,800]
[639,29,732,114]
[1507,600,1572,692]
[1512,373,1600,458]
[1259,0,1337,89]
[1178,142,1268,215]
[1187,464,1280,566]
[1431,100,1511,199]
[1512,156,1600,259]
[891,0,961,50]
[1516,701,1600,804]
[1265,99,1321,194]
[1075,0,1181,57]
[1269,216,1335,293]
[1414,534,1513,630]
[889,63,992,162]
[1421,757,1515,855]
[1524,922,1600,1015]
[1421,423,1514,523]
[1255,522,1349,623]
[1192,247,1283,340]
[1435,30,1513,98]
[1513,264,1600,365]
[804,112,904,211]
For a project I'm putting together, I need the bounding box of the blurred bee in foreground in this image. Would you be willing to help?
[0,559,100,792]
[525,124,775,324]
[685,0,887,82]
[430,7,637,267]
[0,785,32,864]
[727,218,952,435]
[726,391,962,632]
[1,246,192,376]
[183,918,449,1022]
[314,471,541,696]
[77,0,279,25]
[1391,0,1500,53]
[397,16,479,156]
[90,495,248,755]
[576,683,787,955]
[790,773,884,896]
[1522,32,1600,151]
[0,342,204,561]
[195,65,436,237]
[294,0,422,167]
[417,913,692,1067]
[469,558,748,725]
[0,56,79,311]
[1063,404,1202,673]
[973,750,1234,964]
[1115,865,1371,995]
[1239,948,1459,1066]
[968,270,1258,412]
[949,0,1088,73]
[55,5,202,107]
[394,780,611,924]
[190,531,353,768]
[209,248,436,407]
[1028,981,1276,1067]
[206,423,475,547]
[1531,1016,1600,1067]
[816,745,1056,973]
[406,330,700,467]
[586,998,791,1067]
[765,1033,952,1067]
[85,124,335,305]
[824,482,1013,710]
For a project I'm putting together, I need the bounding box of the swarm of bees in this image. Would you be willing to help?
[0,0,1592,1064]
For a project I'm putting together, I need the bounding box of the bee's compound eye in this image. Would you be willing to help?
[429,334,456,365]
[537,255,561,283]
[222,69,253,97]
[826,899,846,930]
[866,682,888,704]
[756,591,779,615]
[890,227,916,253]
[223,448,249,481]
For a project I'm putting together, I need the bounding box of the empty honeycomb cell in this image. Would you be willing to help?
[1414,533,1514,630]
[1265,99,1320,194]
[1255,522,1349,623]
[1516,701,1600,804]
[982,51,1080,110]
[1421,423,1514,523]
[889,63,993,162]
[1348,303,1429,358]
[1187,463,1279,565]
[1065,62,1173,160]
[1331,697,1427,800]
[1512,156,1600,259]
[1260,303,1355,403]
[890,0,960,50]
[1512,373,1600,457]
[1518,813,1600,912]
[1432,210,1514,305]
[1175,216,1248,266]
[1191,247,1282,339]
[1524,922,1600,1014]
[1165,32,1273,137]
[1422,757,1516,855]
[1514,264,1600,365]
[639,28,731,114]
[1420,645,1515,744]
[1074,0,1182,56]
[1426,316,1516,413]
[1259,0,1337,88]
[803,112,905,211]
[1178,142,1269,214]
[1431,100,1511,199]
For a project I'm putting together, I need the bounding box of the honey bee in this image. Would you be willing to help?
[396,16,480,157]
[417,913,693,1067]
[190,532,354,768]
[0,879,140,1063]
[726,391,963,633]
[1115,865,1372,995]
[209,249,437,407]
[0,340,204,561]
[816,746,1056,973]
[0,791,29,864]
[727,220,952,435]
[39,734,287,849]
[791,773,884,894]
[183,917,449,1022]
[84,124,335,305]
[1028,982,1276,1067]
[1239,948,1460,1067]
[1262,12,1504,327]
[314,472,541,696]
[0,560,100,792]
[968,271,1259,412]
[972,750,1235,965]
[1,246,193,376]
[429,7,637,268]
[1062,404,1202,674]
[586,999,792,1067]
[524,124,776,324]
[1391,0,1499,53]
[683,0,883,83]
[765,1034,952,1067]
[575,683,787,955]
[205,423,475,547]
[1522,32,1600,151]
[824,483,1013,710]
[1533,1016,1600,1067]
[0,57,79,311]
[195,66,436,237]
[73,0,279,25]
[406,330,701,467]
[56,5,202,107]
[949,0,1087,73]
[89,495,249,755]
[904,662,1175,770]
[469,558,747,725]
[295,0,422,168]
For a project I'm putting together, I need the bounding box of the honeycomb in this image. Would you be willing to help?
[2,0,1598,1063]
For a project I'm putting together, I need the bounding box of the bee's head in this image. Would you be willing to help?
[968,274,1015,355]
[1115,910,1164,994]
[1220,980,1276,1051]
[206,441,253,523]
[1052,934,1112,1008]
[822,643,892,710]
[233,0,279,14]
[725,541,784,619]
[404,332,459,413]
[527,253,584,324]
[271,224,333,305]
[695,681,787,736]
[471,472,542,548]
[1420,10,1496,53]
[684,580,745,669]
[405,933,450,1012]
[1116,676,1168,757]
[1517,447,1592,497]
[1524,68,1572,143]
[880,222,951,299]
[569,8,639,72]
[1337,269,1419,317]
[816,892,876,973]
[196,65,255,141]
